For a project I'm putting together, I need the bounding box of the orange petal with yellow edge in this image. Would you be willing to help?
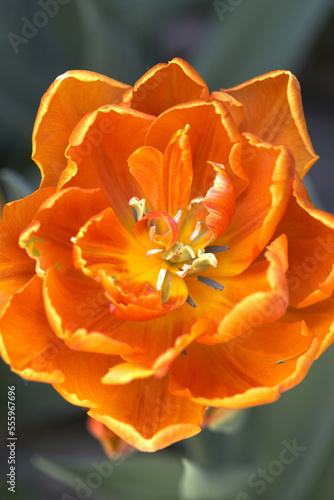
[276,175,334,308]
[59,105,155,228]
[169,320,318,408]
[214,134,294,276]
[224,70,318,178]
[123,57,209,116]
[0,187,55,314]
[210,90,245,127]
[188,234,289,346]
[129,127,193,215]
[0,275,117,395]
[102,316,214,384]
[203,162,235,241]
[33,70,130,187]
[145,100,241,200]
[19,187,109,275]
[43,267,135,356]
[89,374,205,452]
[283,295,334,359]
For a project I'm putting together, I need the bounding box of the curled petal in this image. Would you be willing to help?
[203,162,235,241]
[169,320,318,408]
[43,268,133,356]
[189,234,289,346]
[224,70,318,178]
[129,127,193,215]
[89,375,205,452]
[19,188,109,274]
[0,275,116,400]
[134,211,179,251]
[215,134,295,276]
[0,188,55,314]
[59,105,155,227]
[123,57,209,115]
[277,175,334,308]
[145,100,241,200]
[210,90,245,126]
[33,70,130,187]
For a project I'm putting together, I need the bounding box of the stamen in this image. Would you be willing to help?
[190,221,202,241]
[156,268,167,291]
[162,243,196,263]
[186,295,196,307]
[205,245,230,253]
[161,270,172,304]
[174,210,183,225]
[176,264,192,278]
[129,197,148,222]
[149,224,156,242]
[146,248,163,257]
[197,276,224,291]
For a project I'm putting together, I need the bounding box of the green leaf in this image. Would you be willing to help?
[207,409,249,435]
[0,168,34,202]
[179,458,254,500]
[32,451,183,500]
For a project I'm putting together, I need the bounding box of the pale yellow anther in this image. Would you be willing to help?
[162,242,196,263]
[179,252,218,277]
[129,197,148,221]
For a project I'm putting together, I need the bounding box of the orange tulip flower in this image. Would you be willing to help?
[1,58,333,452]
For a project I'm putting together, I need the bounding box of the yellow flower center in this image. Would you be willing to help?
[130,196,227,305]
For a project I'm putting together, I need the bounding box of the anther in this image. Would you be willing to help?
[205,245,230,253]
[197,276,224,291]
[186,295,196,307]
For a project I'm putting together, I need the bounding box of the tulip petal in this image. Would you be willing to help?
[89,375,205,452]
[74,207,188,321]
[284,295,334,359]
[210,90,245,126]
[0,275,116,398]
[43,267,134,356]
[123,57,209,116]
[19,188,109,274]
[102,316,214,383]
[169,320,318,408]
[0,187,55,314]
[129,127,193,215]
[33,70,130,187]
[145,100,242,200]
[213,134,295,276]
[203,162,235,241]
[59,105,155,227]
[276,175,334,308]
[224,70,318,178]
[188,234,289,346]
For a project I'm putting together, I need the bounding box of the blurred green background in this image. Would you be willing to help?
[1,0,334,499]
